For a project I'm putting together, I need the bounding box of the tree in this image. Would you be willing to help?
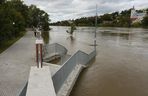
[101,14,112,21]
[0,0,5,4]
[41,13,50,31]
[66,22,76,35]
[9,0,29,27]
[28,5,50,31]
[50,8,148,28]
[0,0,51,45]
[0,3,25,41]
[142,16,148,27]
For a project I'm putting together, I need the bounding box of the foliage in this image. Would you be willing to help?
[66,22,76,35]
[28,5,50,31]
[0,0,50,46]
[50,8,147,28]
[0,0,5,4]
[0,3,25,43]
[42,31,50,44]
[142,16,148,27]
[132,22,142,27]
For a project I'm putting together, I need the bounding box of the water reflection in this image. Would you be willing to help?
[67,36,75,41]
[100,30,133,39]
[142,36,148,42]
[42,31,50,44]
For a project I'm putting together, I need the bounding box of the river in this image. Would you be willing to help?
[49,26,148,96]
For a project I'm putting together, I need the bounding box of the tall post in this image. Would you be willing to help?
[36,39,43,68]
[94,5,98,51]
[40,44,43,68]
[36,44,39,68]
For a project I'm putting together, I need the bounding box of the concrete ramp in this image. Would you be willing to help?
[26,66,56,96]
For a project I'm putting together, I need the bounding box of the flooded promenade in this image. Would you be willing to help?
[49,26,148,96]
[0,30,36,96]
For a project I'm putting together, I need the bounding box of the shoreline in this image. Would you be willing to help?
[49,25,148,29]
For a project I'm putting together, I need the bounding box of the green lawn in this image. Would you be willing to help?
[0,32,26,54]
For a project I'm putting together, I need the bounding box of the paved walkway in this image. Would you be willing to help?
[0,30,36,96]
[26,66,56,96]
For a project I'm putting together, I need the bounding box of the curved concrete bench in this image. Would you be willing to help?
[43,52,60,62]
[43,43,68,63]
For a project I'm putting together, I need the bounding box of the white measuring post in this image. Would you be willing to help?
[93,4,98,51]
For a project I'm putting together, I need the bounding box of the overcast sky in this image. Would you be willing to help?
[23,0,148,22]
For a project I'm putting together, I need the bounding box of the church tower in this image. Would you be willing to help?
[130,6,137,20]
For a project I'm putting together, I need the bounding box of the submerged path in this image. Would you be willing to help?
[0,29,36,96]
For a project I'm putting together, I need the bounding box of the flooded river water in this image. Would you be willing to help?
[49,26,148,96]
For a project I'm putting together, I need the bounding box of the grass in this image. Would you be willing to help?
[0,31,26,54]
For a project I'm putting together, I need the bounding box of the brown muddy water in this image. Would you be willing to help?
[49,26,148,96]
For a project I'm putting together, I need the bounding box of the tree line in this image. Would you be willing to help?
[50,8,148,28]
[0,0,50,44]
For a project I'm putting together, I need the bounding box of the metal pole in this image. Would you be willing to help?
[95,5,97,39]
[94,5,98,50]
[36,44,39,68]
[40,44,43,68]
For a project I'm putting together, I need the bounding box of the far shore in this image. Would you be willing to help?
[49,25,148,29]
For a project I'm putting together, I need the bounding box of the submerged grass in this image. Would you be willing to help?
[0,31,26,54]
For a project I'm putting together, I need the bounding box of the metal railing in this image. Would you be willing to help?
[52,50,96,93]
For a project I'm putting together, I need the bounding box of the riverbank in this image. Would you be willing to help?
[49,25,148,29]
[0,31,26,54]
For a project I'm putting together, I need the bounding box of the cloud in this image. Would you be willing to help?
[23,0,148,22]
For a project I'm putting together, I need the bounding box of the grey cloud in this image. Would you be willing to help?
[23,0,148,22]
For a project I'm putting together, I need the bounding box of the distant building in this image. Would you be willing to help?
[130,6,146,23]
